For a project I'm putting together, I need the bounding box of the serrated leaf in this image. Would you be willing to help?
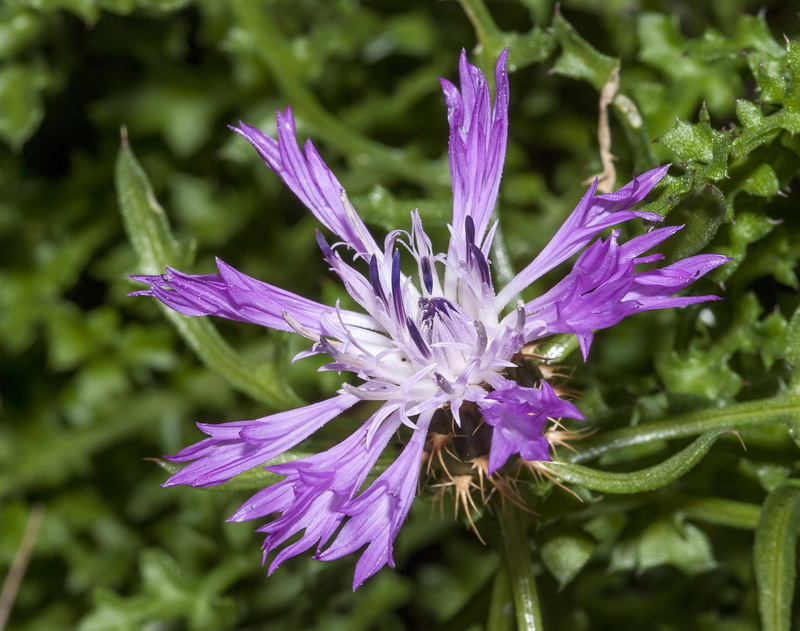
[661,117,716,163]
[736,99,764,129]
[714,211,777,280]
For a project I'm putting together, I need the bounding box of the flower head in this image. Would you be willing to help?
[131,49,728,588]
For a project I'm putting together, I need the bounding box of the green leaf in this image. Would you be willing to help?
[741,163,780,197]
[551,430,726,494]
[551,10,618,91]
[714,211,777,280]
[754,480,800,631]
[785,305,800,391]
[541,533,595,588]
[611,515,716,575]
[572,393,800,464]
[672,495,761,530]
[79,549,249,631]
[0,62,48,147]
[115,134,182,272]
[116,138,301,408]
[660,115,717,163]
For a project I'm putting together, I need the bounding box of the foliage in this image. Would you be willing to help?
[2,0,800,629]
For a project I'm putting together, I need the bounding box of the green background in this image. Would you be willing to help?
[2,0,800,629]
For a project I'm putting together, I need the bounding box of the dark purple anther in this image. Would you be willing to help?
[369,255,388,307]
[421,257,434,294]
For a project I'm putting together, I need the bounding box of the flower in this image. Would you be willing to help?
[131,49,729,588]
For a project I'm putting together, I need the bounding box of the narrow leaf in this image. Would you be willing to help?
[754,480,800,631]
[550,430,726,493]
[116,135,300,408]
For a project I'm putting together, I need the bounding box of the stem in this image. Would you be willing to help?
[0,504,45,631]
[457,0,503,58]
[497,504,545,631]
[568,393,800,464]
[487,564,514,631]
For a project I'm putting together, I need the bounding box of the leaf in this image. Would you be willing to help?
[116,138,301,409]
[550,430,726,494]
[661,115,717,163]
[541,533,595,588]
[754,480,800,631]
[610,515,716,575]
[0,62,48,147]
[551,10,618,91]
[572,393,800,464]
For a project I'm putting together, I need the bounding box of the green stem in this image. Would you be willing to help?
[487,564,514,631]
[569,393,800,464]
[497,504,545,631]
[670,494,761,530]
[457,0,503,57]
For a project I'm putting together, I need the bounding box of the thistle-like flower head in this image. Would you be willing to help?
[131,49,728,588]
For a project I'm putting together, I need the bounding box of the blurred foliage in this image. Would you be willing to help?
[2,0,800,629]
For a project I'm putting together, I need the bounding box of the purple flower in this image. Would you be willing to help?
[131,49,728,588]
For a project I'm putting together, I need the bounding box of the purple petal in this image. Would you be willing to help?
[317,410,433,589]
[479,382,583,474]
[523,228,730,358]
[495,166,669,308]
[163,394,359,487]
[227,406,402,575]
[130,258,377,336]
[232,112,379,257]
[442,48,509,249]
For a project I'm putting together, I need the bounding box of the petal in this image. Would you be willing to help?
[442,49,509,247]
[227,406,403,575]
[495,166,669,309]
[479,382,583,474]
[163,394,359,487]
[233,112,379,257]
[522,227,730,358]
[317,409,433,589]
[130,258,373,336]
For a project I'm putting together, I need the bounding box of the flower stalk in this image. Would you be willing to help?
[497,503,544,631]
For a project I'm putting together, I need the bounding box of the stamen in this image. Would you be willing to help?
[421,257,434,294]
[464,216,476,265]
[434,372,455,394]
[474,320,488,355]
[470,243,491,286]
[465,215,476,246]
[515,300,526,332]
[315,230,334,260]
[406,317,431,359]
[281,310,321,341]
[391,250,405,321]
[369,255,388,307]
